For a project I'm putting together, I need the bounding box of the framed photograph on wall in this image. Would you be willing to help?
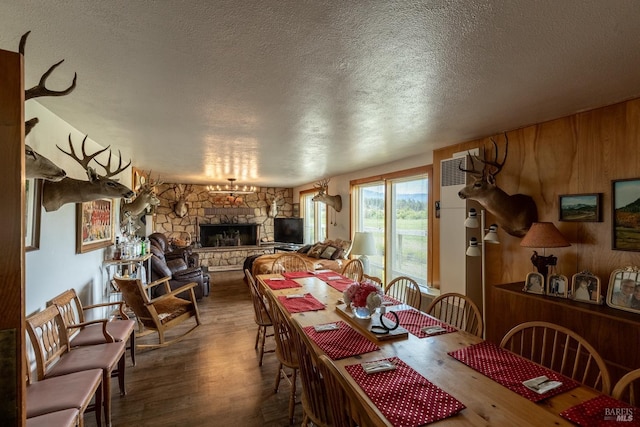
[76,198,115,254]
[25,178,42,252]
[606,266,640,314]
[546,274,568,298]
[559,193,601,222]
[612,178,640,251]
[523,272,545,295]
[570,271,602,304]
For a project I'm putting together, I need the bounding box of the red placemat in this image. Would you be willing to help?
[264,278,302,290]
[325,278,356,292]
[384,309,456,338]
[345,357,465,426]
[560,395,640,426]
[383,295,403,306]
[303,321,380,360]
[277,293,326,313]
[448,341,579,402]
[282,271,314,279]
[315,271,348,281]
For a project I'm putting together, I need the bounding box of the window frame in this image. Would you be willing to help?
[300,188,328,244]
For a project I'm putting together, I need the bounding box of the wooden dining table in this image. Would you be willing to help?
[257,273,602,426]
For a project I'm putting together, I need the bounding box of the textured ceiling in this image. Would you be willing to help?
[3,1,640,187]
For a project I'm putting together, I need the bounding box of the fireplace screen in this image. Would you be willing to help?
[199,224,259,247]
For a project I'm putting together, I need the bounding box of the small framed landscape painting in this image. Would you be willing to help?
[559,193,601,222]
[612,178,640,251]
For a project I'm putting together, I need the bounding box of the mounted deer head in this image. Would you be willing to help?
[121,171,161,218]
[173,184,193,218]
[19,31,74,181]
[312,178,342,212]
[42,134,134,212]
[457,134,538,237]
[268,195,281,218]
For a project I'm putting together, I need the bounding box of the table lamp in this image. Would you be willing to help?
[351,232,376,274]
[520,222,570,281]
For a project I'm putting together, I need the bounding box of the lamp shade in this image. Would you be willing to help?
[466,237,481,256]
[483,224,500,244]
[520,222,570,248]
[464,208,479,228]
[351,232,376,256]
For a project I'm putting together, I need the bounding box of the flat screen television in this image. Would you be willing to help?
[274,217,304,244]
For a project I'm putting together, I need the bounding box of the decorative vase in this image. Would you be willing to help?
[352,305,372,320]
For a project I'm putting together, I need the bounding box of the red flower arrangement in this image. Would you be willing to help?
[343,280,383,309]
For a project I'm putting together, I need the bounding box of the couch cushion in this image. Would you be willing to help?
[307,244,326,258]
[320,245,338,259]
[297,244,313,254]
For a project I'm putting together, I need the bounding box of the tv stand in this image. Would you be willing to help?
[274,244,302,253]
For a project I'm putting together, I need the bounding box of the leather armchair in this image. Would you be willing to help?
[149,232,200,268]
[149,244,209,300]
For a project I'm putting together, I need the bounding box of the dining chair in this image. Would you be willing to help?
[384,276,422,310]
[318,354,379,427]
[244,269,274,366]
[271,253,312,274]
[288,309,333,427]
[425,292,483,337]
[26,305,126,427]
[26,408,80,427]
[499,321,611,393]
[340,259,364,282]
[612,368,640,406]
[50,288,136,365]
[362,274,382,286]
[113,276,201,348]
[264,291,300,424]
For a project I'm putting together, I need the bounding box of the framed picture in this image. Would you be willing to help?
[131,167,146,192]
[76,199,115,254]
[25,178,42,252]
[546,274,568,298]
[559,193,601,222]
[570,271,602,304]
[605,266,640,314]
[523,272,545,294]
[612,178,640,251]
[292,203,300,217]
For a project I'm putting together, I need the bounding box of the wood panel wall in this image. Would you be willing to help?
[0,47,25,425]
[433,97,640,363]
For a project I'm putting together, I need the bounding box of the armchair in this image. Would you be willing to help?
[149,243,209,299]
[149,232,199,267]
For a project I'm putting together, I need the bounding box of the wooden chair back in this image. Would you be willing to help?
[426,292,483,337]
[612,368,640,407]
[362,274,382,286]
[500,321,611,393]
[384,276,422,310]
[341,259,364,282]
[271,253,312,274]
[245,269,272,327]
[289,315,333,427]
[113,277,201,348]
[265,292,298,370]
[25,305,70,381]
[318,354,379,427]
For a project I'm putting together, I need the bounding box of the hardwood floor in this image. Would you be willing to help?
[85,270,303,427]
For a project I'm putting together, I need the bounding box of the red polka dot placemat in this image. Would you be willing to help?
[345,357,466,426]
[448,341,579,402]
[277,293,326,313]
[384,309,457,338]
[303,321,380,360]
[560,395,640,426]
[325,278,356,292]
[264,278,302,290]
[383,295,403,305]
[314,271,348,281]
[282,271,314,279]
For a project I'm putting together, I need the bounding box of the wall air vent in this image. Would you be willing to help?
[440,156,467,187]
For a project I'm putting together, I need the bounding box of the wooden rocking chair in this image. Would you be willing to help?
[113,276,202,349]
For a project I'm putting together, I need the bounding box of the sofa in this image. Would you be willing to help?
[251,238,352,277]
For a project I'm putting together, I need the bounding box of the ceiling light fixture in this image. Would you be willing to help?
[207,178,257,195]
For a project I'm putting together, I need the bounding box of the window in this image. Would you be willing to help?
[300,190,327,244]
[351,166,431,286]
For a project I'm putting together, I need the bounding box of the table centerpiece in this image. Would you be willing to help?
[343,280,384,319]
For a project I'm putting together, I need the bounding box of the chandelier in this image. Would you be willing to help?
[207,178,257,195]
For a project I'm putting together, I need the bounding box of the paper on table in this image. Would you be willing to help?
[286,294,305,298]
[421,325,447,335]
[523,376,562,394]
[314,323,339,332]
[362,359,397,374]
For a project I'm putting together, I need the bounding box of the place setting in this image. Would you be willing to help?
[302,320,380,360]
[263,277,303,290]
[277,292,326,313]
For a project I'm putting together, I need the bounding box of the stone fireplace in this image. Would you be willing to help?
[199,223,260,247]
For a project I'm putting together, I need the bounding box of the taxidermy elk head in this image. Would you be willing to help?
[312,178,342,212]
[121,171,161,218]
[20,31,75,181]
[42,134,135,212]
[457,134,538,237]
[173,184,193,218]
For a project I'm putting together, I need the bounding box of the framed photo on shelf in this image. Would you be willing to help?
[605,266,640,314]
[612,178,640,251]
[76,198,115,254]
[546,274,568,298]
[523,272,545,295]
[25,178,43,252]
[569,271,602,304]
[559,193,601,222]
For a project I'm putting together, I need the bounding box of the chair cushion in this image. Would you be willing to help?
[153,297,194,324]
[45,342,125,378]
[27,369,102,417]
[70,319,135,347]
[27,408,79,427]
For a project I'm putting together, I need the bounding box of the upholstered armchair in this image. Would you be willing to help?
[149,232,199,268]
[149,244,209,299]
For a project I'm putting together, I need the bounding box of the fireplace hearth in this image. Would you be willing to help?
[199,223,260,247]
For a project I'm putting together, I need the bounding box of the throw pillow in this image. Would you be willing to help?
[297,244,313,254]
[307,244,326,258]
[320,245,337,260]
[333,238,352,258]
[330,248,344,260]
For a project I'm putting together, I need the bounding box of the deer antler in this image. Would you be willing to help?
[19,31,77,100]
[94,149,132,178]
[57,134,131,178]
[458,133,509,178]
[314,178,329,193]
